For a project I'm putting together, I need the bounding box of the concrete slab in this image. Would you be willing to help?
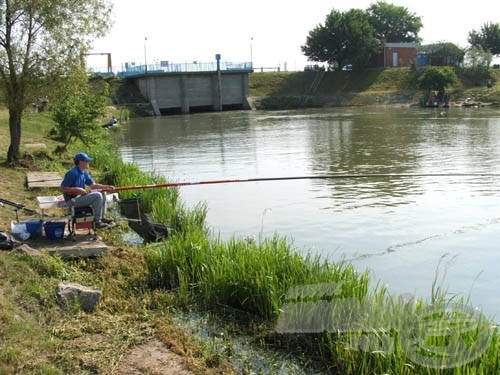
[26,233,108,258]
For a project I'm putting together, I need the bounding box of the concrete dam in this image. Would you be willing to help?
[123,61,253,115]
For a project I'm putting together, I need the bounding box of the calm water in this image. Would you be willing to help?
[116,107,500,318]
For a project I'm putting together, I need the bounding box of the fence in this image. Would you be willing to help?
[100,61,254,77]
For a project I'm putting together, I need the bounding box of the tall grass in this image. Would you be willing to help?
[145,232,369,319]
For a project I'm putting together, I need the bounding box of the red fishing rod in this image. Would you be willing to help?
[103,173,500,192]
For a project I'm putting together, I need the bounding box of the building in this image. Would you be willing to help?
[372,42,417,68]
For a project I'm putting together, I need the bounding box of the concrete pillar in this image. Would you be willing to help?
[180,76,190,113]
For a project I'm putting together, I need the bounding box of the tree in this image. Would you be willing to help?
[51,68,108,149]
[301,9,380,70]
[367,1,422,42]
[0,0,112,164]
[468,22,500,56]
[464,46,492,71]
[418,66,458,92]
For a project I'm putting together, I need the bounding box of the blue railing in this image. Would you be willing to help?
[116,61,253,77]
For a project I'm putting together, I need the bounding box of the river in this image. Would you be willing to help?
[116,106,500,319]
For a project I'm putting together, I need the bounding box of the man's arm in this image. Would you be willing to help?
[59,186,87,196]
[89,183,116,191]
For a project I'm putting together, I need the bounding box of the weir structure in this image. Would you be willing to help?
[118,59,253,115]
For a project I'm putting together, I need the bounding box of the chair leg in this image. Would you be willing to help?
[69,219,76,241]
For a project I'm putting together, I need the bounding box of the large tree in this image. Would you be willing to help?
[0,0,112,164]
[468,22,500,56]
[301,9,380,70]
[367,1,422,42]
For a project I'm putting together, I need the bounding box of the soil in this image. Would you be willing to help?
[116,339,193,374]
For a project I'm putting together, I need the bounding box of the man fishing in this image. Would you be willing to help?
[59,152,115,229]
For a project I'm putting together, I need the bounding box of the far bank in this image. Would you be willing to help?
[109,67,500,115]
[248,68,500,110]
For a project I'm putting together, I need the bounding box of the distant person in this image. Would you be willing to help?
[59,152,115,229]
[102,116,117,129]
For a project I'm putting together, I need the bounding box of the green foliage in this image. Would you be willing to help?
[302,9,380,70]
[50,72,108,147]
[468,22,500,56]
[418,66,458,91]
[367,1,422,42]
[0,0,112,163]
[464,46,493,72]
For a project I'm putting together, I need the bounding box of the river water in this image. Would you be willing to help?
[116,107,500,318]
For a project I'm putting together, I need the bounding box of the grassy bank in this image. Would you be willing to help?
[0,111,229,373]
[1,110,500,373]
[249,68,500,109]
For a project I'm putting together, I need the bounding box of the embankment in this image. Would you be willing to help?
[248,68,500,110]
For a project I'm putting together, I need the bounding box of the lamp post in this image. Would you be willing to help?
[250,37,253,69]
[215,53,222,111]
[144,36,148,74]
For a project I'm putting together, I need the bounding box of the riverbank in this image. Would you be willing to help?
[247,68,500,110]
[2,110,500,374]
[0,112,225,373]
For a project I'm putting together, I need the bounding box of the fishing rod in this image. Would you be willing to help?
[0,197,38,215]
[104,173,500,192]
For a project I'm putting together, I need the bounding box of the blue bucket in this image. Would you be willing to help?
[23,219,43,238]
[44,221,66,240]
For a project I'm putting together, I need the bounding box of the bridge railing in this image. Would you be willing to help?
[115,61,253,77]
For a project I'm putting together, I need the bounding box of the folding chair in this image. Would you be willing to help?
[68,206,96,240]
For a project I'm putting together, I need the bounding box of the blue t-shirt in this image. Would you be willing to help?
[61,166,94,201]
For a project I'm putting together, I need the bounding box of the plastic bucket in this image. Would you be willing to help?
[44,221,66,240]
[23,219,43,238]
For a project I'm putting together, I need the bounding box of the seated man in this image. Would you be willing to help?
[59,152,115,229]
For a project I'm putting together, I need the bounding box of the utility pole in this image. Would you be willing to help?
[216,53,222,111]
[250,37,253,69]
[144,37,148,74]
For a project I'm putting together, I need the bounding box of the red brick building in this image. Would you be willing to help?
[372,42,417,68]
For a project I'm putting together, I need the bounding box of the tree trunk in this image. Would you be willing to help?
[7,108,22,164]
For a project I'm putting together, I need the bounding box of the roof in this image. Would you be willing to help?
[384,42,417,48]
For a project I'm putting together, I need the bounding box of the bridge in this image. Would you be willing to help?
[117,60,253,115]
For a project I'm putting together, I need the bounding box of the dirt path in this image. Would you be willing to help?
[117,339,193,374]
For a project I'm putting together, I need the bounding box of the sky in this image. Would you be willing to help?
[88,0,499,72]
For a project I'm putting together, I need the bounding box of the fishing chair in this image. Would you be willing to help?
[67,205,96,240]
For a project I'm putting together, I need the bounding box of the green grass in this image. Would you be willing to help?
[145,233,369,319]
[0,110,229,373]
[249,67,500,107]
[249,68,417,97]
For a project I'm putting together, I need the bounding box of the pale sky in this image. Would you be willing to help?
[88,0,499,72]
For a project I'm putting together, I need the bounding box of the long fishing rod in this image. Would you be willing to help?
[105,173,500,192]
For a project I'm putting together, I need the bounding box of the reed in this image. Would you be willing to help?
[145,232,370,319]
